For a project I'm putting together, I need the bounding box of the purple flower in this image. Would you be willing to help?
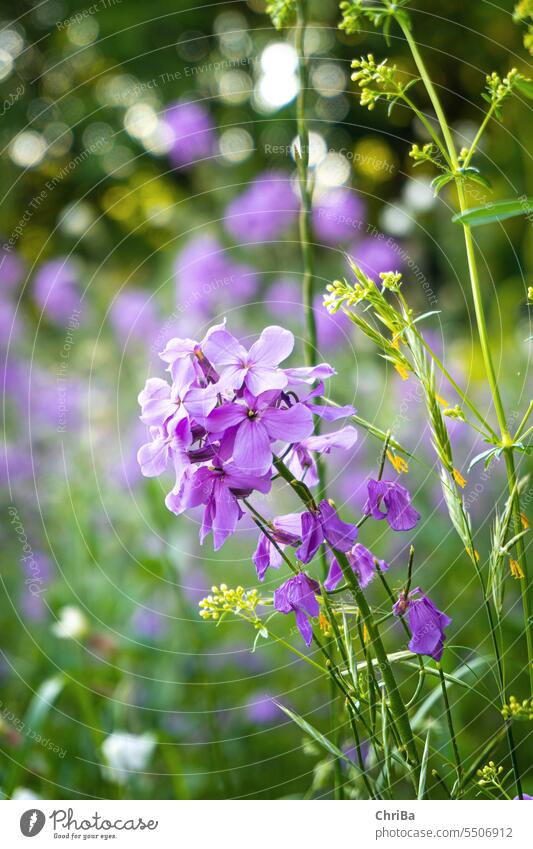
[33,258,82,323]
[206,390,313,476]
[110,288,158,346]
[287,425,357,487]
[0,247,25,293]
[174,236,258,316]
[296,500,358,564]
[224,171,299,243]
[393,587,451,662]
[164,99,215,168]
[364,479,420,531]
[324,543,388,591]
[274,573,320,646]
[514,794,533,800]
[253,513,303,581]
[347,236,401,282]
[313,189,365,243]
[165,456,271,550]
[245,692,281,725]
[204,324,294,396]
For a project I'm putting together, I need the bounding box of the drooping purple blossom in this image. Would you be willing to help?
[273,573,320,646]
[296,500,358,564]
[224,171,299,243]
[393,587,451,662]
[364,479,420,531]
[286,425,357,487]
[165,456,271,551]
[325,543,388,591]
[313,188,365,244]
[253,513,302,581]
[164,99,215,168]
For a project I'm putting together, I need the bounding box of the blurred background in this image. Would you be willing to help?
[1,0,532,799]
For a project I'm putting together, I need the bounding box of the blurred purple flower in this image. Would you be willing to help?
[0,247,25,293]
[164,99,215,168]
[174,235,258,316]
[131,605,168,640]
[224,171,298,243]
[274,572,320,646]
[347,235,401,281]
[33,258,82,323]
[364,479,420,531]
[110,289,159,346]
[245,692,281,724]
[393,587,451,661]
[313,188,365,244]
[325,543,388,591]
[0,294,22,342]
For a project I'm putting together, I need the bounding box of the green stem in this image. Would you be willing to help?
[295,0,317,369]
[398,14,531,775]
[336,549,420,779]
[437,662,463,791]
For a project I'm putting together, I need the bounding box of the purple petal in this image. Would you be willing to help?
[206,402,247,432]
[245,365,287,397]
[285,364,335,383]
[318,500,358,552]
[296,512,323,564]
[295,609,313,646]
[261,403,314,443]
[233,418,272,475]
[203,329,245,367]
[211,480,241,550]
[312,403,357,422]
[324,557,343,591]
[248,325,294,367]
[137,436,169,477]
[303,425,357,454]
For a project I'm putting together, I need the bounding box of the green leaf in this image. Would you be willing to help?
[431,173,454,196]
[514,77,533,100]
[275,702,353,764]
[452,197,533,227]
[418,730,431,800]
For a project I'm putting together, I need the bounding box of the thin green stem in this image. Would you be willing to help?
[295,0,317,369]
[398,14,531,779]
[437,662,463,791]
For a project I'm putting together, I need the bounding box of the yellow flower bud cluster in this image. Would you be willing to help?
[501,695,533,721]
[199,584,261,621]
[477,761,503,785]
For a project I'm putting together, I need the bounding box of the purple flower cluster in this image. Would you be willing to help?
[137,321,347,550]
[137,321,446,659]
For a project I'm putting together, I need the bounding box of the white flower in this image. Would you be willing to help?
[12,787,41,800]
[51,606,89,640]
[101,732,157,784]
